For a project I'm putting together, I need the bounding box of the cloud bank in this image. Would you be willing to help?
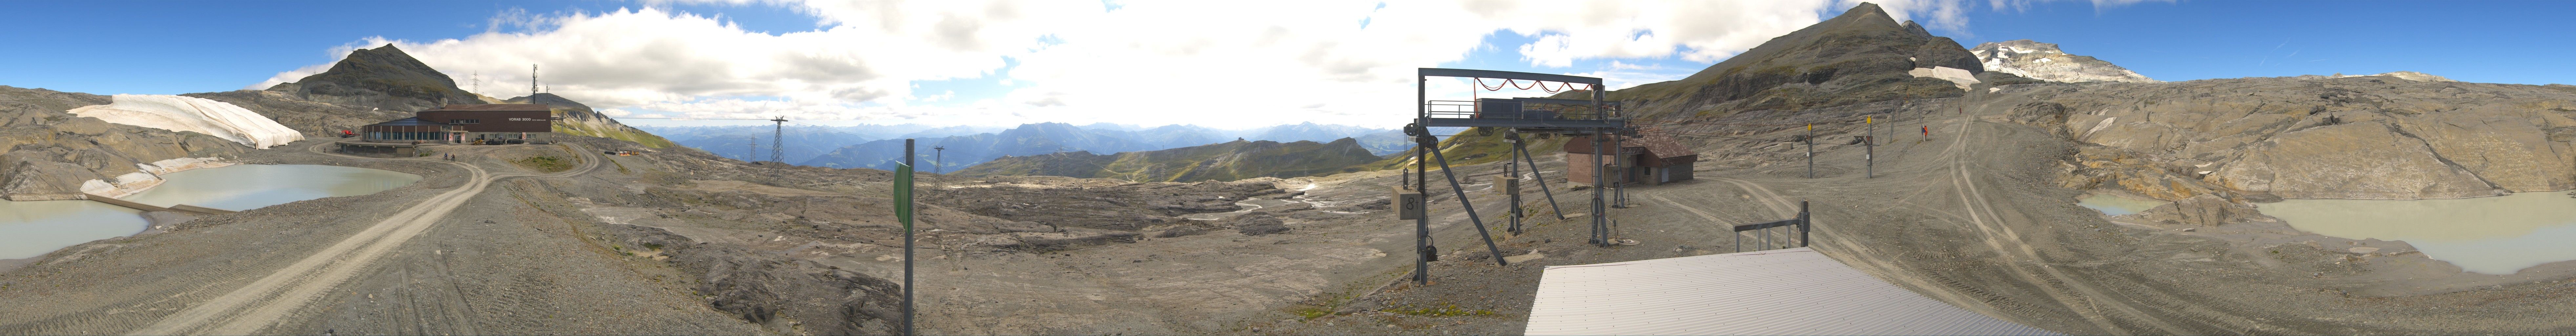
[253,0,1977,128]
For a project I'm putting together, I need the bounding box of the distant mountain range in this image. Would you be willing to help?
[648,121,1416,170]
[954,138,1385,182]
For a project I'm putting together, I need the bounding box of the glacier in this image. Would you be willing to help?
[67,94,304,149]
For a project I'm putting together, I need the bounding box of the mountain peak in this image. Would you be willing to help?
[1627,2,1981,115]
[1971,39,2158,83]
[266,44,481,112]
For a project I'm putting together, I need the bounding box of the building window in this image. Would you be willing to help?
[450,119,480,124]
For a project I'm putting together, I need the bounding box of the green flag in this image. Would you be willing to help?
[894,163,913,228]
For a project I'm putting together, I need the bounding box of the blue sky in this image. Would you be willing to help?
[1,1,2568,128]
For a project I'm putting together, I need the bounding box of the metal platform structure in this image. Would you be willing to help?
[1400,68,1636,285]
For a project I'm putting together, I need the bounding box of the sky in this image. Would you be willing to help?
[2,0,2570,129]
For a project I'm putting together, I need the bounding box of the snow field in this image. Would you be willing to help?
[68,94,305,149]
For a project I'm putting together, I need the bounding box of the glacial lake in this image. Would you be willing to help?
[0,164,419,260]
[2262,192,2576,275]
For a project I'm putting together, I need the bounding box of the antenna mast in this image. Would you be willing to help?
[470,72,479,95]
[529,64,540,95]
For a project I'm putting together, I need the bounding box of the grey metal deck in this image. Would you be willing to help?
[1525,247,2057,335]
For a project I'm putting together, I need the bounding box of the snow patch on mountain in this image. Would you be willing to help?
[1972,40,2158,83]
[67,94,304,149]
[2334,71,2455,82]
[1908,66,1980,91]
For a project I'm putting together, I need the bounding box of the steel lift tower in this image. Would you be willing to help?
[1404,68,1629,285]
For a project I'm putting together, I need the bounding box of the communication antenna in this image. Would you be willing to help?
[529,64,540,96]
[470,72,480,95]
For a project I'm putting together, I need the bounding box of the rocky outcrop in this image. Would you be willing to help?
[1971,39,2158,83]
[2009,74,2576,200]
[0,154,95,200]
[2213,123,2503,199]
[0,86,261,200]
[609,224,901,335]
[2136,195,2266,226]
[264,44,483,113]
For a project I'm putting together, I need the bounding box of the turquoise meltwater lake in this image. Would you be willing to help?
[0,164,419,260]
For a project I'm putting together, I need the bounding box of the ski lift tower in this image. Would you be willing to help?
[1403,68,1629,285]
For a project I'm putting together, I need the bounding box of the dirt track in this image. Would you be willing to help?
[127,142,599,334]
[0,140,762,335]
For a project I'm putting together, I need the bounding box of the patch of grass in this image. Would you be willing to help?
[1291,306,1332,320]
[514,156,574,173]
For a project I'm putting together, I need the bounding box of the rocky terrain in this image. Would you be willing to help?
[7,2,2576,335]
[2030,76,2576,200]
[955,137,1386,182]
[0,87,296,200]
[1972,39,2161,83]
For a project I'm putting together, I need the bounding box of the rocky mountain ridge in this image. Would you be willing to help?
[1971,39,2159,83]
[796,122,1406,171]
[1598,3,2008,120]
[954,137,1384,182]
[263,44,485,113]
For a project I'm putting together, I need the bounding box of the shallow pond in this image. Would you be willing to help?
[2076,193,2165,216]
[0,164,420,260]
[2262,192,2576,275]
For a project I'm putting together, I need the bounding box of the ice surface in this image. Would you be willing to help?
[67,94,304,149]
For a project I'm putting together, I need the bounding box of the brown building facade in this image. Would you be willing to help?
[1562,134,1698,187]
[414,104,555,133]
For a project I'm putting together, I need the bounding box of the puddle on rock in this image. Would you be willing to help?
[2262,192,2576,275]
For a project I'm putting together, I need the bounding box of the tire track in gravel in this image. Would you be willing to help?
[1937,120,2181,334]
[129,142,598,335]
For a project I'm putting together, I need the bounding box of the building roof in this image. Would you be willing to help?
[1561,134,1697,158]
[365,117,449,127]
[1525,247,2057,336]
[423,104,551,112]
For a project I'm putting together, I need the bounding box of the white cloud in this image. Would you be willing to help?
[254,0,1983,129]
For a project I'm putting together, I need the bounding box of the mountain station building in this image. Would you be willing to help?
[1563,134,1698,187]
[344,104,558,155]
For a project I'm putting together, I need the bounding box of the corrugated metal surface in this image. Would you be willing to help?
[1525,247,2057,336]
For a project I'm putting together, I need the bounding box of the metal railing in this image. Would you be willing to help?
[1734,201,1811,252]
